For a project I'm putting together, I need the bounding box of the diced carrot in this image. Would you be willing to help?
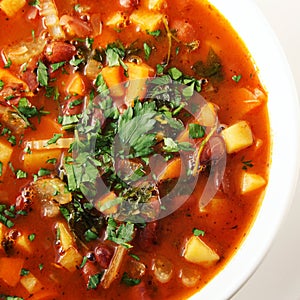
[125,62,154,106]
[101,66,125,97]
[0,257,24,287]
[66,73,86,96]
[26,116,63,140]
[157,157,182,181]
[0,139,13,178]
[23,149,62,173]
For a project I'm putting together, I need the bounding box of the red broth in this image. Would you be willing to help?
[0,0,270,299]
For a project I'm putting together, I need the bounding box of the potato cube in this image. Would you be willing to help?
[221,120,253,154]
[0,0,26,17]
[56,222,74,251]
[58,246,83,272]
[16,234,32,253]
[130,10,163,32]
[241,172,266,194]
[106,11,128,28]
[20,272,43,294]
[0,140,13,178]
[183,236,220,267]
[148,0,166,10]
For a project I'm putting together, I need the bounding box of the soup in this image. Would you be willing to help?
[0,0,270,299]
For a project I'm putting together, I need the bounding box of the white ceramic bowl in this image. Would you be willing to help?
[190,0,300,299]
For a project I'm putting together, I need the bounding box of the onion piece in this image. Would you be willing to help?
[101,245,127,289]
[24,137,74,150]
[152,256,173,283]
[40,0,65,39]
[4,39,46,65]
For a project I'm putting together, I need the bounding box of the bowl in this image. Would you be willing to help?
[190,0,300,299]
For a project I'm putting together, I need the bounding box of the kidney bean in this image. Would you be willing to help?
[94,244,114,269]
[137,221,158,251]
[44,41,77,64]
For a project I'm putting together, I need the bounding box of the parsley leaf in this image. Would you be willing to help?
[189,123,205,139]
[37,61,48,86]
[87,272,103,290]
[121,272,141,286]
[106,217,134,248]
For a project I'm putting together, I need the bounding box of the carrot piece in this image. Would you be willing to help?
[125,62,154,106]
[157,157,182,181]
[0,257,24,287]
[66,73,86,96]
[101,66,125,97]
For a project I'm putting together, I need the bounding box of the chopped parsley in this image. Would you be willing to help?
[121,272,141,286]
[87,272,104,290]
[37,61,48,86]
[232,74,242,83]
[189,123,205,139]
[143,42,152,60]
[193,228,205,237]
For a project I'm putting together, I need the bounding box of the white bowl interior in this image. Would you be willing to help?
[190,0,300,299]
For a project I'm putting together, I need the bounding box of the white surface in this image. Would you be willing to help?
[233,0,300,299]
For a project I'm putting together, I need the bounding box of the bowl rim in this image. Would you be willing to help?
[190,0,300,299]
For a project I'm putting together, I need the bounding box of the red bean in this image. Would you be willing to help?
[82,260,100,286]
[44,41,77,64]
[137,221,158,251]
[94,244,114,269]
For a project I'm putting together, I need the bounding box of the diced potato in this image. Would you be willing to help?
[183,236,220,267]
[148,0,166,10]
[66,73,85,96]
[0,140,13,178]
[96,191,119,215]
[130,10,163,32]
[241,172,266,194]
[23,149,62,173]
[158,157,182,181]
[0,0,26,17]
[20,272,43,294]
[16,234,32,253]
[58,246,82,272]
[101,66,125,97]
[197,103,217,127]
[56,222,74,251]
[125,62,154,106]
[24,137,73,150]
[221,121,253,154]
[106,11,129,29]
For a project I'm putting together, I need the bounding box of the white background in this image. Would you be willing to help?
[233,0,300,299]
